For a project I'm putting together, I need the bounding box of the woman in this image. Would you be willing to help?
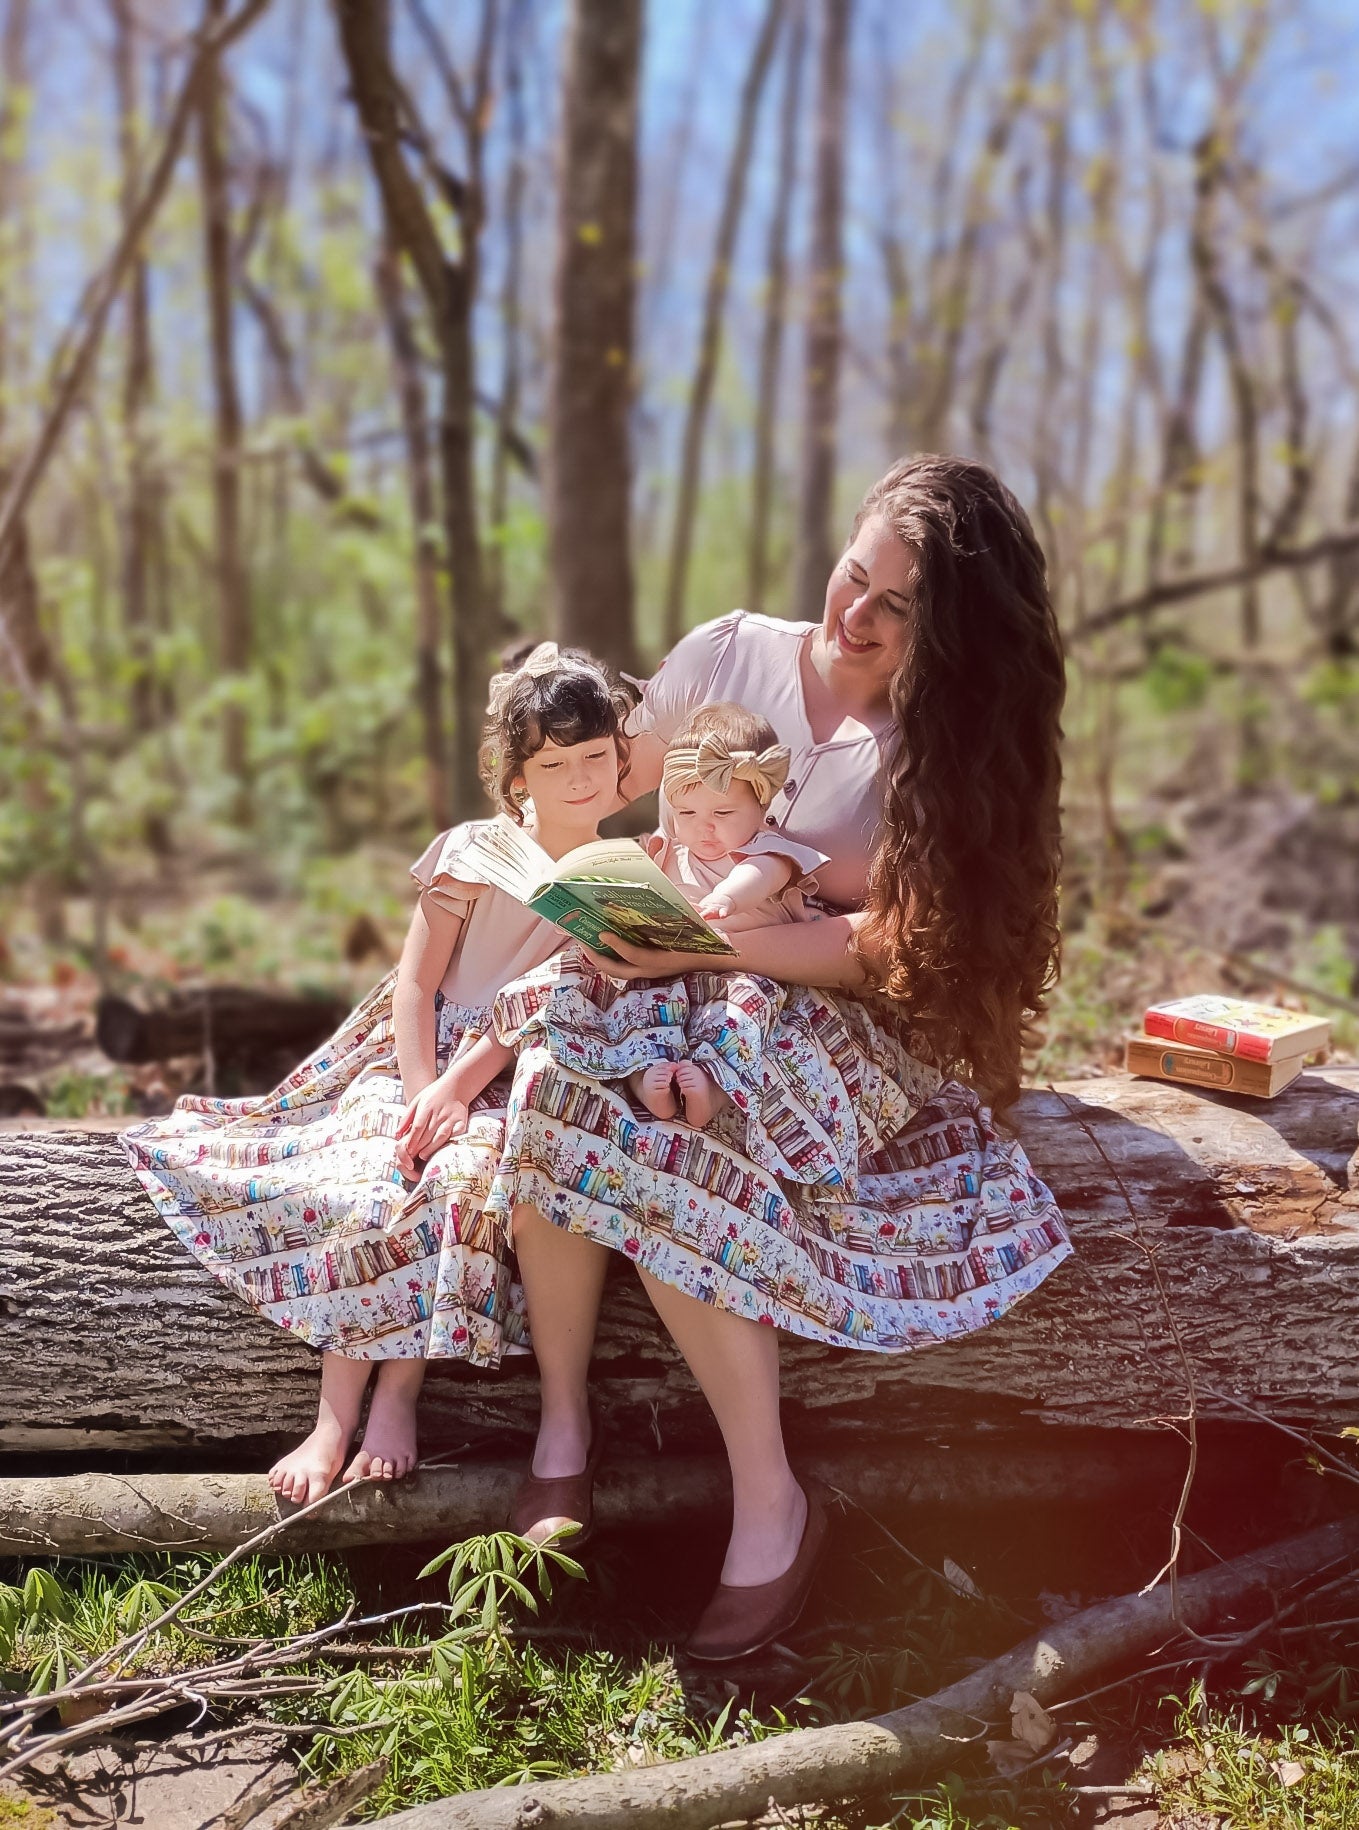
[491,453,1070,1660]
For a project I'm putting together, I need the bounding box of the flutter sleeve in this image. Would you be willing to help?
[734,827,831,886]
[625,610,744,742]
[409,822,493,920]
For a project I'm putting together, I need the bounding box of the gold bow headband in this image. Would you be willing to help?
[486,641,606,717]
[662,732,791,808]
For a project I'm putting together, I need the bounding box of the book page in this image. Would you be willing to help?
[454,818,556,903]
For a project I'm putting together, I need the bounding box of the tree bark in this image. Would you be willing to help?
[546,0,642,672]
[110,0,161,734]
[791,0,851,623]
[0,1436,1192,1557]
[197,0,252,794]
[374,240,451,832]
[332,0,489,815]
[661,0,784,649]
[747,0,805,619]
[2,1067,1357,1458]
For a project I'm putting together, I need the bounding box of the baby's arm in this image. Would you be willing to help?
[698,852,795,921]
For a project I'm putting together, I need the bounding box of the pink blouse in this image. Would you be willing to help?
[409,822,565,1005]
[627,611,895,911]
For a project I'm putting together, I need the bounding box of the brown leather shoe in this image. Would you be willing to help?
[507,1410,605,1549]
[685,1480,830,1663]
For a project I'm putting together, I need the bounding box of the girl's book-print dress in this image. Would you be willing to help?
[120,824,562,1364]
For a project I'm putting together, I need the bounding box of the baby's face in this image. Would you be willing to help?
[669,779,767,862]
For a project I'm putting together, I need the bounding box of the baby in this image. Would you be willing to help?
[629,702,826,1126]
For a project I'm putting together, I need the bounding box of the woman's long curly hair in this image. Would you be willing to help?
[854,455,1065,1116]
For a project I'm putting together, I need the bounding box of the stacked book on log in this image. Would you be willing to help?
[1125,995,1330,1099]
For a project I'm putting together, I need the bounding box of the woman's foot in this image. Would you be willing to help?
[721,1467,807,1586]
[268,1418,351,1506]
[632,1063,681,1120]
[510,1397,603,1546]
[672,1061,730,1131]
[688,1480,828,1663]
[342,1360,425,1483]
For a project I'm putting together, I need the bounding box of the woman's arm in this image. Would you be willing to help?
[582,911,876,992]
[393,894,464,1102]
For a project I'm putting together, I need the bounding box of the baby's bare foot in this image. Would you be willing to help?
[672,1061,730,1130]
[269,1420,350,1506]
[342,1368,421,1484]
[632,1063,680,1120]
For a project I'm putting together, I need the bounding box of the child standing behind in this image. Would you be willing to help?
[121,643,632,1503]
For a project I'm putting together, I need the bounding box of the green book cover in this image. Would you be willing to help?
[528,880,736,959]
[454,818,736,961]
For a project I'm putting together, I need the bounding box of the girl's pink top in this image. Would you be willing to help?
[650,827,830,931]
[627,611,895,911]
[410,821,565,1005]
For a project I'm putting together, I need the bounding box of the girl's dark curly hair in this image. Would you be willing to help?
[853,455,1065,1116]
[478,644,631,820]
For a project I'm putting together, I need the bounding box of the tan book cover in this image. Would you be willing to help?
[1125,1034,1307,1099]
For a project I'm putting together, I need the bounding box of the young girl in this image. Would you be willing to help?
[121,642,632,1505]
[626,702,826,1126]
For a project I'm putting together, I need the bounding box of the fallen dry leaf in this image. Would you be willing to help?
[1010,1689,1058,1754]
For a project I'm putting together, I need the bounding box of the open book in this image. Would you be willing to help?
[458,818,736,960]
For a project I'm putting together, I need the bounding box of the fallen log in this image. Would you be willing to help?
[372,1512,1359,1830]
[0,1435,1213,1557]
[2,1067,1357,1458]
[96,986,348,1078]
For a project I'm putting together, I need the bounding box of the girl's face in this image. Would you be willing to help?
[821,515,915,694]
[669,779,766,862]
[514,733,620,829]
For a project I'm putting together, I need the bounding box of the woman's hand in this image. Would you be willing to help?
[578,934,735,981]
[395,1074,471,1179]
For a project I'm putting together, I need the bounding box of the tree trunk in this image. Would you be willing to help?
[374,241,451,832]
[791,0,851,623]
[110,0,160,735]
[197,0,251,795]
[546,0,641,673]
[2,1068,1356,1459]
[332,0,489,815]
[661,0,784,649]
[747,0,805,619]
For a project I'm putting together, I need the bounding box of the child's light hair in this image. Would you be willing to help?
[662,702,790,808]
[479,641,631,821]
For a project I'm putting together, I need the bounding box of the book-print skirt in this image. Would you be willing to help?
[482,958,1073,1353]
[120,974,528,1363]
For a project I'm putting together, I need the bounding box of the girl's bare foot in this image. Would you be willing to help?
[342,1360,425,1483]
[632,1063,680,1120]
[269,1417,351,1506]
[672,1061,730,1130]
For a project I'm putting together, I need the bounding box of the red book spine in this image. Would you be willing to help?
[1142,1011,1271,1062]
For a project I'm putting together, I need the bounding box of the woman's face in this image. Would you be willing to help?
[821,515,915,694]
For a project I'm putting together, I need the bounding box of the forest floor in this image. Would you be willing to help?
[2,783,1359,1827]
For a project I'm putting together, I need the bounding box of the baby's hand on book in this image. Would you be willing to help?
[395,1077,470,1178]
[698,891,737,921]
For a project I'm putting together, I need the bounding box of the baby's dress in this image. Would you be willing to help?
[488,823,912,1190]
[120,822,562,1365]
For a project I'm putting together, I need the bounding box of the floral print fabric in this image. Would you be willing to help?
[483,956,1072,1353]
[121,975,529,1363]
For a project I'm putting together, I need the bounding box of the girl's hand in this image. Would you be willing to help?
[578,934,735,981]
[697,891,737,922]
[395,1076,471,1179]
